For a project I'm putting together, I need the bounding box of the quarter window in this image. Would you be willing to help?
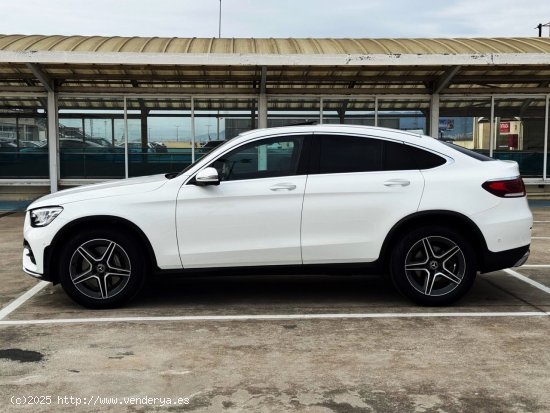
[210,136,304,181]
[384,140,446,170]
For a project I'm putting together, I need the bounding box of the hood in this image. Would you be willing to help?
[28,174,169,209]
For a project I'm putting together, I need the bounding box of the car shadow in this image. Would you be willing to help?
[137,273,399,309]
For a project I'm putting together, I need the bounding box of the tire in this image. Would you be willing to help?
[58,227,147,309]
[390,226,477,306]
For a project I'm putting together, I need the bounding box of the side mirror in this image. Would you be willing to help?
[195,167,220,186]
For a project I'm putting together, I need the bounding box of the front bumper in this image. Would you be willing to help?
[22,240,41,278]
[22,211,63,281]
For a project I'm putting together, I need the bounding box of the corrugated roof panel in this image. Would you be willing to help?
[117,37,146,52]
[334,39,369,53]
[234,38,256,54]
[208,38,228,53]
[1,35,550,54]
[92,37,128,52]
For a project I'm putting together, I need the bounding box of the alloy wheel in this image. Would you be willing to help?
[69,238,132,300]
[404,236,466,297]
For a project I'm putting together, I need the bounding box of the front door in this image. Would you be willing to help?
[176,135,309,268]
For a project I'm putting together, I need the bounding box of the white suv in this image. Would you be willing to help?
[23,125,532,308]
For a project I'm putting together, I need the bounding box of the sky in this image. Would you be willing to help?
[1,0,550,38]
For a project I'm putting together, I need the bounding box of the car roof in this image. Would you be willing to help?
[235,124,481,162]
[236,124,424,142]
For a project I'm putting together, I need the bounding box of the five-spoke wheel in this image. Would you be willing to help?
[59,228,146,308]
[390,226,476,305]
[69,239,132,300]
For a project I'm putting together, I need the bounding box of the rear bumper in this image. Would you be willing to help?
[479,244,530,274]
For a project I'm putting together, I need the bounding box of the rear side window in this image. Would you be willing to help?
[319,135,382,173]
[318,135,446,174]
[384,141,446,170]
[440,141,494,161]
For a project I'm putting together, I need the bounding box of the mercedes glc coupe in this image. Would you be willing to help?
[23,125,532,308]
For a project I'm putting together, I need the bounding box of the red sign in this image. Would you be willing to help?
[499,122,510,133]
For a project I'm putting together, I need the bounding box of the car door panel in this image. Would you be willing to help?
[301,171,424,263]
[301,134,425,264]
[177,176,306,268]
[176,135,309,268]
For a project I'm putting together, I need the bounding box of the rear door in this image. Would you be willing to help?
[301,133,427,264]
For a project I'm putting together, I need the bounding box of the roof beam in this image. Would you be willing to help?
[25,63,54,92]
[4,51,550,67]
[520,80,550,114]
[432,65,461,94]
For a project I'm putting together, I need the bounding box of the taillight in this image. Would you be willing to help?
[482,177,526,198]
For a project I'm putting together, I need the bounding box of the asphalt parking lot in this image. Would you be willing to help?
[1,208,549,412]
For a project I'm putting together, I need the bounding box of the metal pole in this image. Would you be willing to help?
[15,116,20,149]
[258,66,268,128]
[124,96,129,178]
[430,93,440,138]
[111,118,115,146]
[218,0,222,38]
[489,96,495,158]
[319,97,323,124]
[543,94,549,181]
[374,96,378,127]
[191,96,196,162]
[47,91,58,192]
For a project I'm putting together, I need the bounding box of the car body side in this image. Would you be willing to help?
[23,125,532,283]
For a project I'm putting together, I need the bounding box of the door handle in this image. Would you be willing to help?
[384,179,410,187]
[269,183,297,191]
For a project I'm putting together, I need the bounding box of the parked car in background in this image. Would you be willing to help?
[19,140,47,148]
[21,138,117,153]
[201,140,226,152]
[116,141,167,153]
[23,125,532,308]
[0,140,17,151]
[86,137,114,147]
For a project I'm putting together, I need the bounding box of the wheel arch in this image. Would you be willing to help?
[379,210,488,271]
[44,215,158,284]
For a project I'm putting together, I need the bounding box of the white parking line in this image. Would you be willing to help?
[0,281,49,320]
[0,311,548,326]
[520,264,550,268]
[503,269,550,294]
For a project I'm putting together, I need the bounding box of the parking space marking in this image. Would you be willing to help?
[503,268,550,294]
[520,264,550,268]
[0,311,548,326]
[533,220,550,223]
[0,281,49,321]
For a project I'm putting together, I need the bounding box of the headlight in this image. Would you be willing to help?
[30,206,63,227]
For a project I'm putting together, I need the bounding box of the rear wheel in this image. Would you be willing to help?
[58,228,147,308]
[390,226,477,305]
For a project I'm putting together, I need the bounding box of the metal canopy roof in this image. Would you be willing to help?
[1,35,550,55]
[0,35,549,111]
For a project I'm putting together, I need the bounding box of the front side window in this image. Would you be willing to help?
[210,136,304,181]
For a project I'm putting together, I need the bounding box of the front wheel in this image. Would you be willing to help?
[390,226,477,306]
[58,228,147,308]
